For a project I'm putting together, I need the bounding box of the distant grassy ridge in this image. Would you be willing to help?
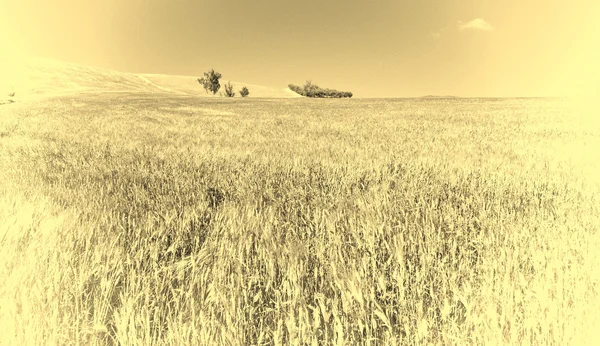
[420,95,460,99]
[1,95,599,345]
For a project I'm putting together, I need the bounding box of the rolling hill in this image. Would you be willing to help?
[0,57,301,104]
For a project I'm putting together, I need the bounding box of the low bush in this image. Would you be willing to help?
[288,81,352,98]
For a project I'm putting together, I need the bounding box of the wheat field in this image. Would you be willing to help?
[1,93,599,345]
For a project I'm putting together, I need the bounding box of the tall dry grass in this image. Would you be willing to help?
[1,95,598,345]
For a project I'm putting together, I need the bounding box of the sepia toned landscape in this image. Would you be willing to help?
[1,1,599,345]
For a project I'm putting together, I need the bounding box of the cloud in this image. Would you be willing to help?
[457,18,494,31]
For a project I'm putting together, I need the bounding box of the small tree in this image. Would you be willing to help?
[197,69,222,95]
[224,82,235,97]
[239,86,249,97]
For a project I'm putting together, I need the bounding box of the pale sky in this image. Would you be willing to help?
[1,0,598,97]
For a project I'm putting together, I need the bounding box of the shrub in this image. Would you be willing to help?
[197,69,222,95]
[224,82,235,97]
[288,84,305,96]
[239,86,249,97]
[303,80,319,97]
[288,81,352,98]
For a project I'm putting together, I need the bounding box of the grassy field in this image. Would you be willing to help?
[1,93,599,345]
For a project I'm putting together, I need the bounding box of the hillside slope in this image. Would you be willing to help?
[1,57,301,103]
[1,57,160,102]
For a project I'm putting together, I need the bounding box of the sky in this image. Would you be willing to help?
[1,0,599,98]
